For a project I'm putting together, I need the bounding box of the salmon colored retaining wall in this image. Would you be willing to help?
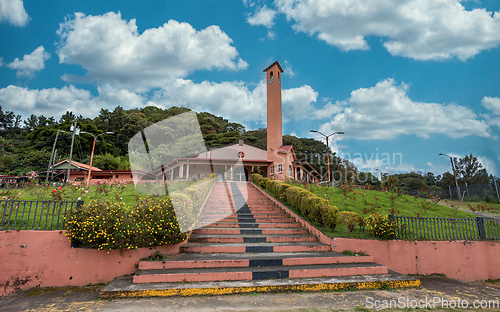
[0,230,184,296]
[252,183,500,281]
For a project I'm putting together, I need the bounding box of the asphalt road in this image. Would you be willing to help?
[0,276,499,312]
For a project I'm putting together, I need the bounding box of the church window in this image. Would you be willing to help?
[278,164,282,173]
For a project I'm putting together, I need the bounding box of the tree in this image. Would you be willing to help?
[424,172,438,186]
[441,172,456,189]
[454,154,489,185]
[393,172,427,193]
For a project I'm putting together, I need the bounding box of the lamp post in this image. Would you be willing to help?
[375,169,383,185]
[66,121,80,185]
[439,153,461,201]
[310,130,344,183]
[81,132,114,188]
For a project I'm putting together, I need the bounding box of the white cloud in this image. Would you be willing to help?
[149,79,267,124]
[283,84,318,121]
[482,96,500,128]
[319,78,492,140]
[478,155,496,176]
[56,12,248,92]
[482,96,500,114]
[274,0,500,60]
[0,0,29,26]
[0,84,146,119]
[149,79,324,124]
[283,60,295,78]
[7,46,51,78]
[246,5,277,28]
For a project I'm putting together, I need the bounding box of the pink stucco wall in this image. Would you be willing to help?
[252,182,500,281]
[0,230,184,296]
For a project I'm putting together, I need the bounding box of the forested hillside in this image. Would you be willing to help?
[0,105,353,180]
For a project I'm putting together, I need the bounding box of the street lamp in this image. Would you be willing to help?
[81,131,114,188]
[375,169,383,184]
[439,153,461,201]
[310,130,344,183]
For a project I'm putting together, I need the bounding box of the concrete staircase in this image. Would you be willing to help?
[100,182,420,298]
[133,182,388,284]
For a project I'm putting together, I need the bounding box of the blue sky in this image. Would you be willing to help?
[1,0,500,177]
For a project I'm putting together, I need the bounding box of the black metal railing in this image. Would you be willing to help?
[0,200,84,231]
[390,215,499,241]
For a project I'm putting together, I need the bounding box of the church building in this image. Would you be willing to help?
[156,61,322,183]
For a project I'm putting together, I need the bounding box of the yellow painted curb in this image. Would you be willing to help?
[100,279,421,298]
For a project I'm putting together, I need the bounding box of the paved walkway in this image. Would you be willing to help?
[0,277,498,311]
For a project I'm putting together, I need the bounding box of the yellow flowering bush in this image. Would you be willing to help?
[366,213,396,239]
[339,211,359,232]
[65,197,186,251]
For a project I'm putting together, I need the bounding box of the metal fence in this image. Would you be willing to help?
[0,200,84,231]
[441,181,500,203]
[390,215,500,241]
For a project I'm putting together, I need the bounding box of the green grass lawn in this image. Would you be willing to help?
[439,198,500,215]
[293,183,475,218]
[262,182,497,240]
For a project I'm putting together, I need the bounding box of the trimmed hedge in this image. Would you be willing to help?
[252,173,339,231]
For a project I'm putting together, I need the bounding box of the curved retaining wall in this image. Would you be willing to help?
[0,230,184,296]
[252,183,500,282]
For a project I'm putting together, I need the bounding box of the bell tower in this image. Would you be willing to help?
[264,61,284,159]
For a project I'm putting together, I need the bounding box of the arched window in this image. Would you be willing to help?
[278,164,282,173]
[269,71,274,84]
[271,165,275,175]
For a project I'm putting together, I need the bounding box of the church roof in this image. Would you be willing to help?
[263,61,284,73]
[277,145,293,153]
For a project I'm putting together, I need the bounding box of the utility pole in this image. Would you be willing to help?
[46,130,60,183]
[494,176,500,203]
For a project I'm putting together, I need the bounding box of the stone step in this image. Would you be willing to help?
[137,252,377,270]
[192,227,309,235]
[102,273,421,298]
[188,234,318,243]
[196,222,302,228]
[180,242,331,253]
[133,263,388,283]
[200,217,296,223]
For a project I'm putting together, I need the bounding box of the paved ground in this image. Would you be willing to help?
[0,276,498,312]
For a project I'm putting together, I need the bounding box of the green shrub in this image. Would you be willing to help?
[170,193,195,225]
[269,180,284,197]
[132,197,187,248]
[365,213,395,238]
[252,173,263,186]
[277,183,291,202]
[301,195,329,223]
[65,198,187,251]
[339,211,359,232]
[320,205,339,230]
